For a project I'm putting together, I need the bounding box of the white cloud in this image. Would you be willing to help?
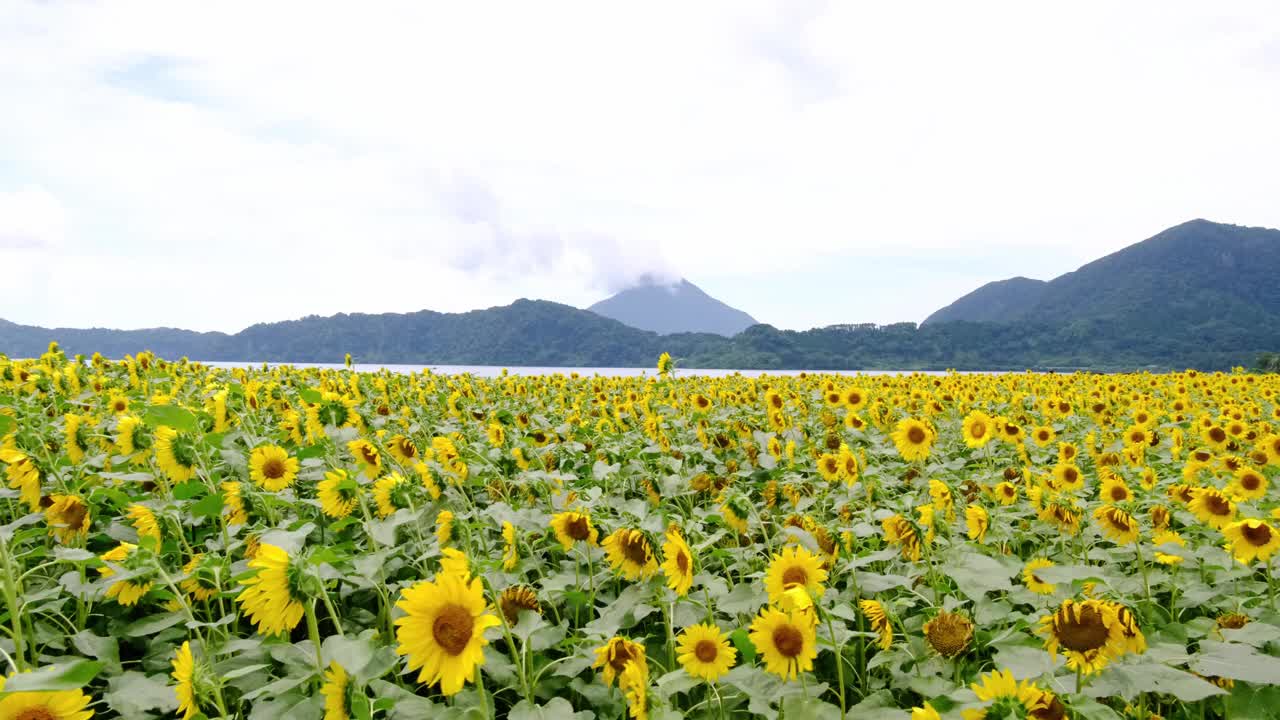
[1,1,1278,331]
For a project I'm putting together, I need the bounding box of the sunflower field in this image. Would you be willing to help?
[3,344,1280,719]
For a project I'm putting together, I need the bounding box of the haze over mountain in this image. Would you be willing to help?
[924,220,1280,330]
[2,220,1278,371]
[587,278,757,336]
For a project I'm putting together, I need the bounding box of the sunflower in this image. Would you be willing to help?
[1223,519,1280,564]
[108,393,129,415]
[911,703,942,720]
[891,418,934,462]
[1037,599,1127,674]
[387,434,419,464]
[373,473,411,519]
[246,444,298,492]
[660,527,694,596]
[603,528,659,581]
[962,669,1056,720]
[881,514,922,562]
[550,511,597,549]
[762,544,827,605]
[483,422,505,449]
[1,449,42,511]
[98,542,153,606]
[1023,558,1056,595]
[1051,463,1084,492]
[395,570,501,696]
[593,637,646,687]
[618,656,649,720]
[992,481,1019,505]
[1188,487,1236,529]
[924,611,973,658]
[1228,466,1268,501]
[966,504,989,544]
[1031,425,1056,448]
[860,599,894,650]
[1093,505,1139,545]
[63,413,90,464]
[0,677,95,720]
[435,509,454,547]
[155,426,197,482]
[1152,530,1186,565]
[721,498,749,534]
[439,547,470,580]
[676,622,736,682]
[172,641,200,720]
[347,439,382,478]
[816,453,841,482]
[126,503,161,544]
[749,606,817,681]
[961,411,994,448]
[1264,434,1280,466]
[498,585,541,624]
[236,543,307,636]
[321,661,351,720]
[223,481,249,525]
[180,554,221,602]
[1058,442,1078,463]
[318,469,360,519]
[44,494,90,544]
[1099,474,1132,504]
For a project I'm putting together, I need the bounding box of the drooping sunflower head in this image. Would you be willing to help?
[660,527,695,596]
[236,543,309,636]
[1023,558,1057,595]
[372,473,411,519]
[1037,599,1126,674]
[321,661,352,720]
[318,468,361,519]
[603,528,659,581]
[592,636,646,687]
[155,426,198,482]
[676,622,737,682]
[924,611,974,658]
[1093,505,1139,545]
[44,494,90,544]
[180,553,222,602]
[859,599,893,650]
[498,585,541,624]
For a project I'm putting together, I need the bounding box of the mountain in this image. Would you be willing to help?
[924,219,1280,332]
[587,278,757,336]
[922,277,1048,325]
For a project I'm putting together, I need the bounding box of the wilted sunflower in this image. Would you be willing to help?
[764,545,827,605]
[498,585,541,624]
[593,636,646,687]
[236,543,307,636]
[1093,505,1139,545]
[881,514,922,561]
[44,494,90,543]
[891,418,934,462]
[1037,598,1127,674]
[924,611,973,658]
[155,426,197,482]
[172,641,200,720]
[321,662,351,720]
[550,511,597,549]
[1188,487,1236,529]
[248,445,298,492]
[603,528,659,580]
[1223,518,1280,564]
[1023,558,1057,595]
[676,622,736,682]
[396,570,500,696]
[1217,612,1249,631]
[660,527,694,596]
[0,675,95,720]
[318,469,360,519]
[749,606,817,681]
[618,656,649,720]
[860,599,894,650]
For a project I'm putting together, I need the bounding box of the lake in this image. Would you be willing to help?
[203,362,963,378]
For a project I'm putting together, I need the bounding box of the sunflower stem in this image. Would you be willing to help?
[0,536,24,671]
[822,608,847,720]
[1266,560,1276,611]
[1135,539,1153,608]
[321,586,346,639]
[305,600,325,676]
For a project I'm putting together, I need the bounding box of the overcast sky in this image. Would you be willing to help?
[2,2,1279,333]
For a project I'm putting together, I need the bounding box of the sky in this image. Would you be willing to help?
[2,2,1279,333]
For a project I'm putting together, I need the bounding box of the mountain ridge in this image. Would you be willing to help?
[587,278,757,336]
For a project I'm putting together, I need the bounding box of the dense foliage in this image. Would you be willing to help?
[3,345,1280,718]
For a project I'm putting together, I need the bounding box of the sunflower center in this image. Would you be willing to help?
[772,624,805,658]
[1243,523,1273,547]
[1032,695,1067,720]
[15,708,58,720]
[565,517,590,541]
[694,639,719,663]
[970,424,986,439]
[1205,494,1232,515]
[398,440,416,457]
[1056,605,1110,653]
[64,501,88,530]
[1242,474,1262,491]
[676,551,689,573]
[1063,468,1078,483]
[781,567,808,587]
[608,644,634,673]
[261,458,286,480]
[1209,427,1227,443]
[1106,486,1125,502]
[906,427,926,444]
[621,533,650,566]
[360,447,378,465]
[432,603,475,656]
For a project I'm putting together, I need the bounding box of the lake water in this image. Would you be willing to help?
[203,362,961,378]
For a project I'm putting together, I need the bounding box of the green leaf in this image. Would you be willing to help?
[730,628,757,664]
[123,612,187,637]
[0,415,15,435]
[172,481,206,500]
[104,671,179,716]
[298,387,323,404]
[780,696,844,720]
[190,492,225,519]
[297,443,328,460]
[142,404,197,432]
[1,660,103,692]
[947,550,1014,599]
[992,643,1061,679]
[53,547,96,562]
[508,697,595,720]
[1090,662,1227,702]
[69,631,121,675]
[1190,641,1280,684]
